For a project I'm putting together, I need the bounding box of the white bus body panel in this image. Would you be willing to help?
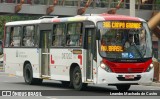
[49,48,84,81]
[4,48,40,78]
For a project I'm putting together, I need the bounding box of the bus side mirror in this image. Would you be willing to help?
[96,29,100,40]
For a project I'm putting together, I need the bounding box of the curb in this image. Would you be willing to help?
[151,82,160,87]
[142,82,160,87]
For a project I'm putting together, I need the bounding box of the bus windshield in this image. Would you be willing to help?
[97,21,152,62]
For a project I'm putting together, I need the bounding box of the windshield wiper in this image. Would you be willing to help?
[131,43,144,61]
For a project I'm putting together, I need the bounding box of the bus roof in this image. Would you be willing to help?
[48,14,145,23]
[5,14,146,26]
[99,13,145,21]
[5,20,42,26]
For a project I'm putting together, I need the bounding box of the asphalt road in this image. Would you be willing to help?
[0,72,160,99]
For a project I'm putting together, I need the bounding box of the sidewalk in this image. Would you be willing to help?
[151,82,160,87]
[142,81,160,87]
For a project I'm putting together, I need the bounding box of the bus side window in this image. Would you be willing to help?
[10,27,21,47]
[22,26,35,47]
[66,23,82,46]
[52,24,65,47]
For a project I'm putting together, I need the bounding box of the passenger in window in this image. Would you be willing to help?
[67,36,72,46]
[26,37,33,46]
[115,33,121,44]
[22,36,26,46]
[67,35,79,46]
[139,30,147,52]
[101,37,106,46]
[124,35,133,49]
[23,31,34,47]
[140,30,146,45]
[26,32,34,47]
[66,31,72,46]
[66,35,70,46]
[10,28,14,47]
[53,37,58,46]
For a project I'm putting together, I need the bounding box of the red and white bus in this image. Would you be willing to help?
[3,14,153,91]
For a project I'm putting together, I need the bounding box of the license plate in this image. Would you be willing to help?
[125,75,134,79]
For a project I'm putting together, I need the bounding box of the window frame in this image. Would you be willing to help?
[9,26,22,47]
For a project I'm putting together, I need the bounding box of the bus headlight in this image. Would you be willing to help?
[146,63,154,72]
[100,62,112,72]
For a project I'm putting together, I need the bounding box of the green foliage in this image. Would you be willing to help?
[0,15,41,40]
[156,0,160,4]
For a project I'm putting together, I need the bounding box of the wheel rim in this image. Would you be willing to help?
[74,71,81,85]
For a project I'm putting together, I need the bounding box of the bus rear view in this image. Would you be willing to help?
[97,20,153,91]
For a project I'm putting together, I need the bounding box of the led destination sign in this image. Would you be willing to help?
[101,45,123,52]
[103,21,142,29]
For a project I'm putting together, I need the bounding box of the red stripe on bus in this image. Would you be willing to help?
[100,14,140,21]
[50,55,55,64]
[78,55,82,65]
[102,58,152,73]
[52,18,60,22]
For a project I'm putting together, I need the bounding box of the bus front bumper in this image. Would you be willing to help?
[97,67,154,85]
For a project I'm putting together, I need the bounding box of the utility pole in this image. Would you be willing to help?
[130,0,135,17]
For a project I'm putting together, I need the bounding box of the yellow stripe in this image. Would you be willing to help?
[8,74,15,77]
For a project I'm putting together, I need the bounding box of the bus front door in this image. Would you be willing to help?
[40,30,51,78]
[85,28,95,81]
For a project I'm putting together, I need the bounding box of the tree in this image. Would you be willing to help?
[0,15,40,40]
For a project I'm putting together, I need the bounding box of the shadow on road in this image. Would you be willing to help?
[12,81,117,95]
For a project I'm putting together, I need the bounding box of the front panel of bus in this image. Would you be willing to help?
[96,21,153,85]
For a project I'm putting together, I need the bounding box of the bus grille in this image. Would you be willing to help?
[112,68,144,73]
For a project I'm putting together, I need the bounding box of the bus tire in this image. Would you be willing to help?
[116,84,131,91]
[24,63,43,85]
[34,78,43,85]
[72,66,87,90]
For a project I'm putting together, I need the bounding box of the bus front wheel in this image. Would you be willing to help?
[72,66,87,90]
[116,84,131,91]
[24,63,43,85]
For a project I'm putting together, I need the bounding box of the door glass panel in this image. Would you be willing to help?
[86,28,94,80]
[40,30,51,76]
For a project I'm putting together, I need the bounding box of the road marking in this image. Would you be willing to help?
[8,74,16,77]
[3,81,9,82]
[46,97,57,99]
